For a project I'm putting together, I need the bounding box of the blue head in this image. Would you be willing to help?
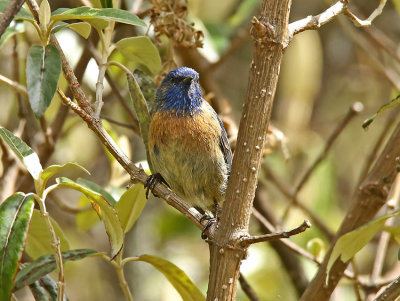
[155,67,203,116]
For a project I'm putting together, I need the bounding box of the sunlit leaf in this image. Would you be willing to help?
[51,7,146,27]
[115,37,161,75]
[136,255,205,301]
[40,162,89,189]
[14,249,97,290]
[77,178,116,206]
[327,210,400,282]
[39,0,51,28]
[52,21,92,39]
[0,127,43,179]
[76,194,100,231]
[26,45,61,118]
[307,238,325,260]
[56,178,123,257]
[25,209,70,260]
[116,184,147,233]
[0,193,34,301]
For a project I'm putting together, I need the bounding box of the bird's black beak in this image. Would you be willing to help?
[182,76,192,85]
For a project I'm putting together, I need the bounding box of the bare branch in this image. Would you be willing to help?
[374,273,400,301]
[0,73,28,96]
[240,220,311,246]
[239,273,260,301]
[288,0,388,40]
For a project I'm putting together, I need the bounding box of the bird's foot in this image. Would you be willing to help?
[200,215,217,239]
[144,173,168,198]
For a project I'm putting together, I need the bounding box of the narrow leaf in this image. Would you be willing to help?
[363,94,400,130]
[0,127,43,179]
[14,249,97,290]
[137,255,205,301]
[40,162,90,189]
[26,45,61,118]
[29,280,49,301]
[115,37,161,75]
[327,210,400,282]
[25,209,70,260]
[0,193,34,301]
[56,178,123,258]
[51,7,146,27]
[39,0,51,28]
[116,184,147,233]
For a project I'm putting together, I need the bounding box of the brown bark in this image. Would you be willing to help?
[301,121,400,300]
[206,1,292,300]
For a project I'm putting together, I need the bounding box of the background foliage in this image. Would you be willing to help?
[1,0,400,300]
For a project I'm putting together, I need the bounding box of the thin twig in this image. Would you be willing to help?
[0,73,28,96]
[373,273,400,301]
[239,273,260,301]
[240,220,311,246]
[294,102,363,195]
[85,42,140,135]
[100,115,137,130]
[261,164,334,239]
[289,0,388,40]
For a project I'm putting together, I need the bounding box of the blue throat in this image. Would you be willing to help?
[155,82,203,117]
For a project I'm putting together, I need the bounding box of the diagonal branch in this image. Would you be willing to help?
[240,220,311,246]
[0,0,26,38]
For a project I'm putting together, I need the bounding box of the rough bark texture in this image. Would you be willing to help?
[300,121,400,300]
[206,1,292,300]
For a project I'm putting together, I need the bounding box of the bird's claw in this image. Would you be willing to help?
[200,214,218,239]
[144,173,168,199]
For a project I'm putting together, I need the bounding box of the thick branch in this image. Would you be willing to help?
[206,1,292,300]
[301,121,400,300]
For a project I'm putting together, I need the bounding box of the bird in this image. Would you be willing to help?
[146,67,232,225]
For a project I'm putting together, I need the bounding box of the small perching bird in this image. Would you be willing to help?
[146,67,232,222]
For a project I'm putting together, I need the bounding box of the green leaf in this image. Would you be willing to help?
[0,20,24,48]
[36,275,62,301]
[51,7,146,27]
[0,127,43,179]
[363,94,400,130]
[29,280,49,301]
[39,0,51,28]
[25,209,70,260]
[56,178,123,258]
[14,249,97,290]
[26,45,62,118]
[51,21,92,39]
[116,184,147,233]
[77,178,116,206]
[137,255,205,301]
[115,37,161,75]
[100,0,113,8]
[0,1,35,21]
[327,210,400,281]
[40,162,89,189]
[0,193,34,301]
[76,194,101,231]
[127,73,153,172]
